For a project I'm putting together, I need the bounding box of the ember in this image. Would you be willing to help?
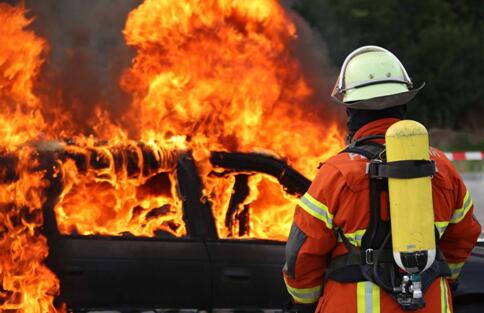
[0,0,344,311]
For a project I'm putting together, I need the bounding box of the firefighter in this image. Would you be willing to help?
[283,46,481,313]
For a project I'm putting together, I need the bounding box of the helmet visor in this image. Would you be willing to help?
[344,82,409,102]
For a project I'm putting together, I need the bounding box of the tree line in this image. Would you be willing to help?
[294,0,483,130]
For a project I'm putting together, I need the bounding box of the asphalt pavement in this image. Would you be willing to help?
[462,172,484,236]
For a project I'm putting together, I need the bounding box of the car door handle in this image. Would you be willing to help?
[223,267,250,281]
[59,266,84,276]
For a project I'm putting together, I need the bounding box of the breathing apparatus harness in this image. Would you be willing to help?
[325,135,451,311]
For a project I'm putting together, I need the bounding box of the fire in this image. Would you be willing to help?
[121,0,344,239]
[0,3,46,146]
[54,139,185,237]
[0,4,60,312]
[0,0,345,311]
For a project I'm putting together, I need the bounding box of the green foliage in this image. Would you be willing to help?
[294,0,484,130]
[452,160,484,173]
[441,132,484,151]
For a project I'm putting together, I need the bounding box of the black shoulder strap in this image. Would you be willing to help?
[339,135,389,250]
[363,165,390,250]
[341,135,386,160]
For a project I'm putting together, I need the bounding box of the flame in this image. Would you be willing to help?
[121,0,344,239]
[0,4,62,312]
[0,0,345,311]
[0,3,46,147]
[55,140,185,237]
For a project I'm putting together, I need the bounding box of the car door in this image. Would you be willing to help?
[205,152,311,310]
[46,235,211,310]
[205,173,289,309]
[44,152,213,311]
[206,238,288,309]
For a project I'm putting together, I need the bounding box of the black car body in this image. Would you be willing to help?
[38,151,483,312]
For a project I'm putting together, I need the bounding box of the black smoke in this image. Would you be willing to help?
[23,0,141,134]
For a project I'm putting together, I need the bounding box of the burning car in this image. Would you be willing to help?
[0,1,343,310]
[36,146,308,311]
[0,1,482,312]
[0,137,309,310]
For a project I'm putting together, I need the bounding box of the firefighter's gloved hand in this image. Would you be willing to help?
[284,300,317,313]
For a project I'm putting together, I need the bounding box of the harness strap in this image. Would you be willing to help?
[342,135,385,158]
[365,174,388,248]
[326,234,449,282]
[341,135,390,251]
[325,229,395,281]
[368,160,436,179]
[353,134,385,145]
[343,144,385,160]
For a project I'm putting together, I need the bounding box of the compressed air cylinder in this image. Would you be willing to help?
[385,120,436,274]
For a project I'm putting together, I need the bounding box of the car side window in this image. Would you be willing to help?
[206,171,297,241]
[54,165,186,238]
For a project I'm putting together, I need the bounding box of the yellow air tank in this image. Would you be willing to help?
[385,120,436,274]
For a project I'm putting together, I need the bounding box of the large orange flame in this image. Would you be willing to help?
[0,4,60,312]
[0,3,46,146]
[54,139,185,237]
[0,0,345,311]
[121,0,344,239]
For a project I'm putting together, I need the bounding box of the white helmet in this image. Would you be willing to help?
[331,45,424,110]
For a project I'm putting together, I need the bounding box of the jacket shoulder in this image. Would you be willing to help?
[430,147,460,190]
[318,151,369,192]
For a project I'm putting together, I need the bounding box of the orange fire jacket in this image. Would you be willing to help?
[283,118,481,313]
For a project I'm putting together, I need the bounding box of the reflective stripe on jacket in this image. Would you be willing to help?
[283,118,481,313]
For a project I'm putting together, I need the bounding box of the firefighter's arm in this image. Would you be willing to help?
[283,164,340,304]
[440,176,481,283]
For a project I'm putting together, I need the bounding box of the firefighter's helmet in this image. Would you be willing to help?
[331,45,424,110]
